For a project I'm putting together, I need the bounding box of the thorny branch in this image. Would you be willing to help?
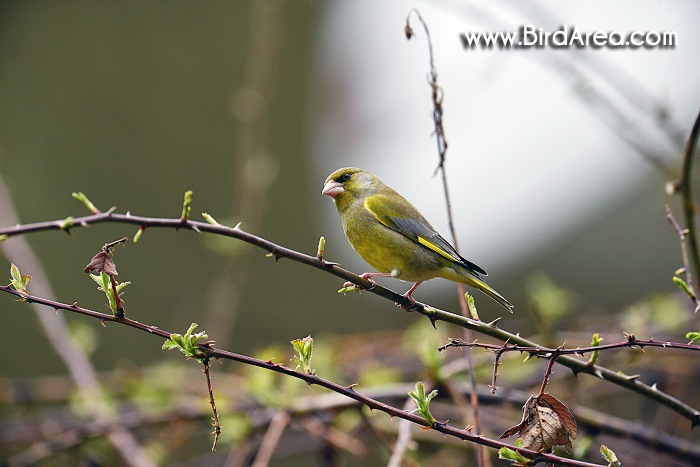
[405,9,447,172]
[438,336,700,356]
[666,206,700,311]
[1,210,699,427]
[440,336,700,396]
[668,108,700,301]
[203,361,221,452]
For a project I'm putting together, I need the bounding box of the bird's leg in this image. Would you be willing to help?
[397,282,423,311]
[343,272,392,291]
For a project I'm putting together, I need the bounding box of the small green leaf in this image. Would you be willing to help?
[162,323,209,362]
[600,444,621,466]
[10,263,21,287]
[0,234,8,242]
[338,285,358,294]
[9,263,31,294]
[587,333,603,366]
[133,227,144,243]
[465,291,479,320]
[89,272,129,315]
[686,331,700,343]
[672,276,696,299]
[202,212,219,225]
[291,336,315,375]
[408,382,438,426]
[497,446,530,464]
[72,192,100,214]
[181,190,193,221]
[317,236,326,258]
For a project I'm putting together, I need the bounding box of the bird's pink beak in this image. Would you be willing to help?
[322,180,344,198]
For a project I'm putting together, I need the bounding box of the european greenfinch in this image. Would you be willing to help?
[322,167,513,312]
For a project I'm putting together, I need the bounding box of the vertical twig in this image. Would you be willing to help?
[672,109,700,297]
[539,357,557,396]
[405,9,487,467]
[665,206,700,311]
[203,360,221,452]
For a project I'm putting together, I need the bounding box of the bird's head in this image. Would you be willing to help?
[322,167,379,210]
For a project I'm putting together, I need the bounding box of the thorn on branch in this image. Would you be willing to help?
[266,250,281,262]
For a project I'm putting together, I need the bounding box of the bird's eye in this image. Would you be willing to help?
[338,173,351,182]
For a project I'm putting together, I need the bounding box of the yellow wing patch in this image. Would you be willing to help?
[417,236,459,262]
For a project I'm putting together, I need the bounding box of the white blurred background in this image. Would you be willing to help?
[312,0,700,310]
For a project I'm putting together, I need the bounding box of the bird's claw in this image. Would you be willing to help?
[396,293,420,312]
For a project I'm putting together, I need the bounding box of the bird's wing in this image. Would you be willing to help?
[363,192,487,276]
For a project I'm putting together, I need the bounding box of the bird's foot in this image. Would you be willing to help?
[396,293,420,312]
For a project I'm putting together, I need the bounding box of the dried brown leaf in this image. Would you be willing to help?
[500,393,577,454]
[540,393,577,439]
[83,250,118,276]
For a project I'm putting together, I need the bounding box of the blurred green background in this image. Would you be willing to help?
[0,0,330,375]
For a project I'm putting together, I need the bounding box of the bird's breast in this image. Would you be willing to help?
[342,207,442,282]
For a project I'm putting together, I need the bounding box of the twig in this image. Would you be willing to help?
[1,212,699,426]
[439,336,700,355]
[538,357,558,396]
[660,205,699,311]
[405,9,447,172]
[444,334,700,395]
[203,361,221,452]
[406,9,486,466]
[489,345,507,395]
[670,108,700,298]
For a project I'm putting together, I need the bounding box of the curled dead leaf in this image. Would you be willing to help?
[83,238,127,276]
[83,250,118,276]
[500,393,577,454]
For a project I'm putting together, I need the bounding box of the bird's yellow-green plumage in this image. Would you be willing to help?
[322,167,513,312]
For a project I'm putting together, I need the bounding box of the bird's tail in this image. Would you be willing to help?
[464,276,514,313]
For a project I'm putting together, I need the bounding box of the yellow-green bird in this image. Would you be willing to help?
[322,167,513,312]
